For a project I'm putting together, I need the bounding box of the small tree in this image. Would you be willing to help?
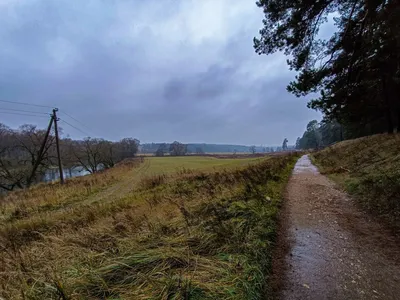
[115,138,140,160]
[295,137,301,149]
[169,141,187,156]
[249,145,256,154]
[282,138,288,151]
[155,143,168,157]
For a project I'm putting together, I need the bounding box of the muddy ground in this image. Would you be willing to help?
[272,155,400,300]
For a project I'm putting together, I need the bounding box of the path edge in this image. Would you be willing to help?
[264,165,296,299]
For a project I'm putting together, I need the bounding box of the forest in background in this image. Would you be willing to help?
[141,143,289,154]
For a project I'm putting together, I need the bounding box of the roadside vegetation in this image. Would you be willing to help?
[0,153,298,299]
[312,134,400,234]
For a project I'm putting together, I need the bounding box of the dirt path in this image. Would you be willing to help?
[83,158,151,205]
[278,155,400,300]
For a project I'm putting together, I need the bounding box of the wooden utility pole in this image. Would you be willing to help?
[27,114,54,186]
[53,108,64,184]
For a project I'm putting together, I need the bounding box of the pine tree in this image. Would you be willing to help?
[255,0,400,134]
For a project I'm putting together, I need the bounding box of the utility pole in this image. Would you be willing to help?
[27,114,54,186]
[53,108,64,184]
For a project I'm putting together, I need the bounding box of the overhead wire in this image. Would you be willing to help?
[59,110,94,133]
[0,111,50,118]
[0,99,55,109]
[59,119,92,137]
[0,99,96,137]
[0,107,50,115]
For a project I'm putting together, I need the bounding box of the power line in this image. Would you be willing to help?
[59,119,92,137]
[1,99,97,137]
[0,99,55,109]
[59,110,94,133]
[0,107,50,115]
[0,111,50,118]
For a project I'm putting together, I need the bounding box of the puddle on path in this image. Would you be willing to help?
[292,155,319,175]
[279,154,400,300]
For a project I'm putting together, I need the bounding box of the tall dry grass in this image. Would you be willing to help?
[0,154,299,299]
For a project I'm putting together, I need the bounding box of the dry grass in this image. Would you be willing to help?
[312,133,400,233]
[0,154,299,299]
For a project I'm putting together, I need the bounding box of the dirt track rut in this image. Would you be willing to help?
[279,155,400,300]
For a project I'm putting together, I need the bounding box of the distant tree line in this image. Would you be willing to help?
[154,141,188,157]
[255,0,400,138]
[0,122,139,191]
[142,143,282,154]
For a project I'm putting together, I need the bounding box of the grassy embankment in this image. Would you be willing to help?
[1,154,298,299]
[312,133,400,233]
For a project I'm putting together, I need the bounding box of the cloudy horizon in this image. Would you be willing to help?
[0,0,320,146]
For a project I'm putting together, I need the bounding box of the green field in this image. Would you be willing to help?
[144,156,264,174]
[0,154,298,299]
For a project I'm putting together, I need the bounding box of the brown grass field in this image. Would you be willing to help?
[0,154,299,299]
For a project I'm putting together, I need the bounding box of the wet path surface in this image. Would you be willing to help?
[280,155,400,300]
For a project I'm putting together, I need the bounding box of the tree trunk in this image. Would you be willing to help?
[382,77,395,134]
[386,109,394,134]
[340,124,344,141]
[397,106,400,132]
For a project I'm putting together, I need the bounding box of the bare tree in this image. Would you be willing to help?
[99,140,116,169]
[17,125,56,185]
[0,121,141,191]
[59,137,77,176]
[169,141,187,156]
[116,138,140,160]
[70,137,140,173]
[0,124,56,190]
[249,145,256,154]
[155,143,168,157]
[0,124,23,191]
[71,138,103,174]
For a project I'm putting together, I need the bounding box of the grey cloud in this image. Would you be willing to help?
[164,64,236,102]
[0,0,320,145]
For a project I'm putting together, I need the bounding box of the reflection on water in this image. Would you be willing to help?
[43,167,91,182]
[293,155,320,175]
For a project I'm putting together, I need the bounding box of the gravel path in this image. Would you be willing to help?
[280,155,400,300]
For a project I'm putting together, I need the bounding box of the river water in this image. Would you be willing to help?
[43,166,91,182]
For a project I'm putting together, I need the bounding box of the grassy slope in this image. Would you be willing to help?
[0,157,262,225]
[0,154,298,300]
[312,133,400,233]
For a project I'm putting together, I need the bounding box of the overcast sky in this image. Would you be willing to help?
[0,0,320,145]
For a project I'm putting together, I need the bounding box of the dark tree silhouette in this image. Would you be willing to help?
[282,138,288,151]
[255,0,400,135]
